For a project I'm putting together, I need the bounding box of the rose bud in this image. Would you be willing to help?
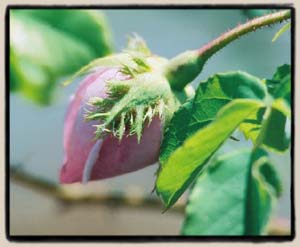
[60,36,179,184]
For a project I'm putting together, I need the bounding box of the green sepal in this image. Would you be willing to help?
[88,73,178,142]
[66,34,178,142]
[165,50,206,91]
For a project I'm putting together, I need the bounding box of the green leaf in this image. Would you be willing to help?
[159,99,194,165]
[272,22,291,42]
[256,99,291,152]
[255,65,291,152]
[265,64,291,106]
[156,99,264,208]
[240,64,291,146]
[10,9,113,105]
[258,160,282,197]
[238,107,266,142]
[182,149,251,235]
[160,71,267,164]
[244,148,276,235]
[182,148,279,236]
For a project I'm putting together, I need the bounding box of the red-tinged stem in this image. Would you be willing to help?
[165,10,291,91]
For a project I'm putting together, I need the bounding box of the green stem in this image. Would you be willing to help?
[165,10,291,91]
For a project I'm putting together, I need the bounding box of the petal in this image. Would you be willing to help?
[82,139,103,184]
[60,66,162,184]
[90,116,162,181]
[60,67,120,183]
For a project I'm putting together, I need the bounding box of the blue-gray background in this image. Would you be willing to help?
[10,9,291,235]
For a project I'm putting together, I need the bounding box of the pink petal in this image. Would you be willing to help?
[60,68,162,184]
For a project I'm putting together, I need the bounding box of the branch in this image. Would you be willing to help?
[166,10,291,90]
[197,10,291,60]
[10,167,185,213]
[10,166,290,235]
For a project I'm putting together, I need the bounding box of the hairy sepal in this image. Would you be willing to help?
[87,71,178,142]
[66,34,178,142]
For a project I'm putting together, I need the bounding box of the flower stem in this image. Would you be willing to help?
[165,10,291,91]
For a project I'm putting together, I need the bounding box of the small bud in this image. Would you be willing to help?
[60,38,179,184]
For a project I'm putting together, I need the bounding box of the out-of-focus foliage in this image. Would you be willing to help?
[10,9,113,105]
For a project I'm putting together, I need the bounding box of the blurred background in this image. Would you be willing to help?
[9,9,291,235]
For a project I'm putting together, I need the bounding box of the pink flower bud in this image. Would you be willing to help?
[60,67,162,184]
